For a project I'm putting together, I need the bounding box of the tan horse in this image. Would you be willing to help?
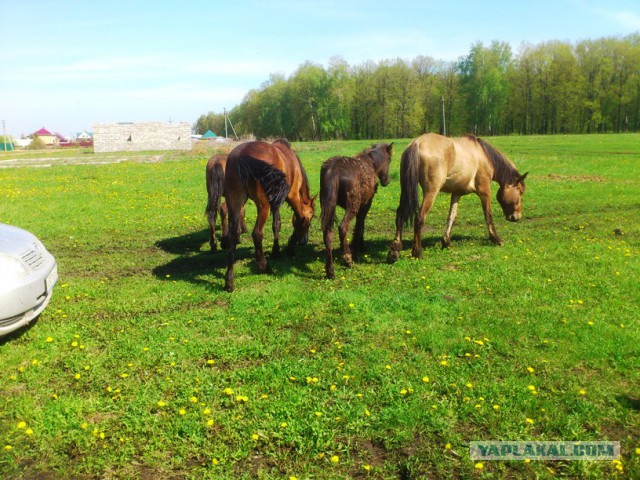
[205,154,246,252]
[387,133,527,263]
[223,139,315,292]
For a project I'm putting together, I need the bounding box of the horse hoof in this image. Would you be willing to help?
[441,238,451,249]
[411,248,423,259]
[342,255,353,267]
[491,236,504,246]
[386,250,399,264]
[326,270,335,280]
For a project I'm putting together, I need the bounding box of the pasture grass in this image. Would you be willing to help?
[0,134,638,479]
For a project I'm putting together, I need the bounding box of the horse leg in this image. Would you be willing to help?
[271,206,281,258]
[252,198,271,273]
[351,200,372,262]
[387,211,405,264]
[442,193,461,248]
[240,206,248,234]
[208,204,218,252]
[478,191,503,245]
[411,190,437,258]
[219,202,228,250]
[224,203,242,292]
[339,209,356,267]
[323,225,335,279]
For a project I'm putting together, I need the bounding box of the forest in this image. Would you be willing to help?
[195,34,640,140]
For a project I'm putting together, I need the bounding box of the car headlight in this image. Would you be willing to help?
[0,254,29,285]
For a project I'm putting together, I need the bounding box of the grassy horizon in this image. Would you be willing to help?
[0,133,638,479]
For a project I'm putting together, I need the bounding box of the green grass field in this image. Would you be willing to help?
[1,134,638,479]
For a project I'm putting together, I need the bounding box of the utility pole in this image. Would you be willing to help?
[2,120,6,151]
[224,108,228,138]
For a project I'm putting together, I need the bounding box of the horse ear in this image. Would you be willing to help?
[518,171,529,184]
[311,193,318,204]
[387,142,394,153]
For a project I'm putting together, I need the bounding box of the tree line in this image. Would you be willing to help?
[194,34,640,140]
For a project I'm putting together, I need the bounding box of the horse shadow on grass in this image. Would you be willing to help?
[153,228,320,290]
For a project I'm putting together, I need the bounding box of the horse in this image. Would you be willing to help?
[205,154,246,252]
[387,133,527,263]
[320,143,394,279]
[222,139,315,292]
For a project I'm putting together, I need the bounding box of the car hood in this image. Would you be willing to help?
[0,223,43,257]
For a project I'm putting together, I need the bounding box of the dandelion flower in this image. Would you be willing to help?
[178,409,186,415]
[25,429,33,436]
[579,389,586,395]
[474,462,483,469]
[440,360,449,367]
[362,464,371,471]
[330,455,339,464]
[527,385,536,391]
[315,412,323,417]
[466,383,473,389]
[4,445,13,452]
[280,422,288,428]
[223,387,234,396]
[493,405,500,410]
[190,396,198,403]
[206,419,214,426]
[445,443,451,450]
[46,337,54,343]
[203,408,211,415]
[251,433,259,440]
[211,458,219,466]
[525,418,534,425]
[157,400,167,407]
[400,389,408,395]
[422,376,429,383]
[527,367,535,373]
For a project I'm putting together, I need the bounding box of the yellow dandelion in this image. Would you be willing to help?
[635,447,640,455]
[99,432,105,439]
[466,383,473,389]
[71,341,78,347]
[211,458,219,466]
[579,389,586,395]
[190,396,198,403]
[223,387,234,396]
[25,429,33,436]
[422,376,429,382]
[81,422,88,429]
[315,412,323,417]
[440,360,449,366]
[330,384,337,391]
[4,445,13,452]
[474,462,483,469]
[400,389,408,395]
[251,433,259,440]
[74,373,81,380]
[362,464,371,471]
[493,404,500,410]
[157,400,167,407]
[527,385,536,391]
[525,418,534,425]
[46,337,54,343]
[206,419,214,426]
[445,443,451,450]
[17,421,26,429]
[330,455,339,464]
[280,422,288,428]
[203,408,211,415]
[120,373,129,379]
[527,367,535,373]
[206,359,215,365]
[178,409,186,415]
[349,303,354,308]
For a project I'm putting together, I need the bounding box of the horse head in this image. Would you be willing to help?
[291,193,316,245]
[497,172,528,222]
[372,142,394,187]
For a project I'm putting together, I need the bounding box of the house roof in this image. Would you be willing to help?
[202,130,218,138]
[34,127,54,136]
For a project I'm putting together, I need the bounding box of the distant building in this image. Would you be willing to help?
[93,122,192,153]
[76,131,93,141]
[33,127,58,146]
[201,130,218,139]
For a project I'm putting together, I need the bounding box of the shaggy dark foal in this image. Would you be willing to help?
[320,143,393,279]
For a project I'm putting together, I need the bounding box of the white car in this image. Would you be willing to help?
[0,223,58,337]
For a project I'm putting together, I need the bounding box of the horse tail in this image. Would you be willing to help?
[236,156,289,210]
[319,162,338,232]
[397,142,420,227]
[205,160,225,218]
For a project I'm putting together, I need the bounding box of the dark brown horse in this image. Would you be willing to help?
[320,143,394,279]
[205,154,246,252]
[222,139,315,292]
[387,133,527,263]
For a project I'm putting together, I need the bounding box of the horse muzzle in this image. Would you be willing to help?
[298,235,309,246]
[507,213,522,222]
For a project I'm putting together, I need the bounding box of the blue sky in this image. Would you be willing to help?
[1,0,639,138]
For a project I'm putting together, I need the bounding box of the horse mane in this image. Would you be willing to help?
[360,144,389,171]
[466,135,520,185]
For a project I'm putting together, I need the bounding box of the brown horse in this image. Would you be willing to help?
[387,133,527,263]
[205,154,246,252]
[320,143,394,279]
[222,139,315,292]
